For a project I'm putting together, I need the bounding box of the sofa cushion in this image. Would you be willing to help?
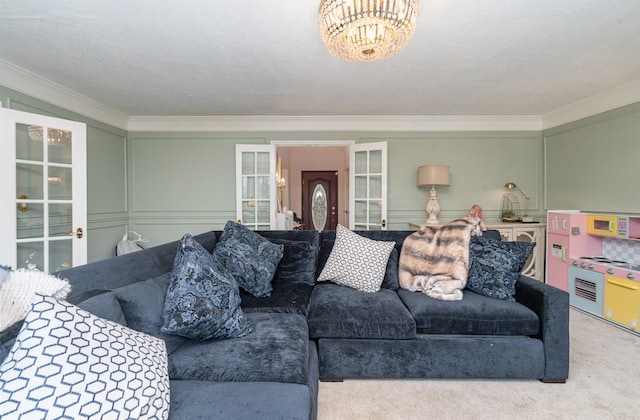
[162,233,251,341]
[269,238,319,286]
[397,288,540,336]
[114,273,187,354]
[307,282,416,339]
[0,295,170,419]
[213,221,284,297]
[169,312,309,385]
[77,291,127,326]
[467,237,536,301]
[317,225,395,293]
[240,282,314,316]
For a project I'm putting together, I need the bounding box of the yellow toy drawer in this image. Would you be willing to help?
[604,274,640,331]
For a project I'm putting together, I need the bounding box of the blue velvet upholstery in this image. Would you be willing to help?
[269,238,319,286]
[317,336,545,380]
[397,288,540,335]
[213,221,284,297]
[114,274,188,355]
[468,236,536,301]
[169,312,309,385]
[162,233,251,341]
[307,283,416,339]
[77,291,127,326]
[240,283,314,316]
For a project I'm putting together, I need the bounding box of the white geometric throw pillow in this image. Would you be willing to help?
[0,267,71,332]
[318,224,395,293]
[0,295,170,419]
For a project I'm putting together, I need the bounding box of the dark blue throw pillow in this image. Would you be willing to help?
[467,236,535,301]
[161,233,251,341]
[213,221,284,297]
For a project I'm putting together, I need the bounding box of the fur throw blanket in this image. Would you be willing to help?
[399,217,486,301]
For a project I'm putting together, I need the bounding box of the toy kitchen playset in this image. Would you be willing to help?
[546,211,640,334]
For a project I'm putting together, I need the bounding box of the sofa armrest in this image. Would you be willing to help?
[515,275,569,382]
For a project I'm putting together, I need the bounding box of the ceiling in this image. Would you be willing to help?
[0,0,639,126]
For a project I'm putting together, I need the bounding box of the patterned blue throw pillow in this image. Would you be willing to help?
[467,236,536,301]
[213,221,284,297]
[161,233,251,340]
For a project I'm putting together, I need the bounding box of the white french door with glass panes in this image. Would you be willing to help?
[0,107,87,272]
[235,144,276,230]
[349,142,387,230]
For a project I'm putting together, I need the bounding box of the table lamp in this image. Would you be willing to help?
[418,165,450,225]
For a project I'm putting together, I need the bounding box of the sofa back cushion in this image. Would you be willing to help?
[55,231,217,303]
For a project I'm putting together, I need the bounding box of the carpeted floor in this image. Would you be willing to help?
[318,308,640,419]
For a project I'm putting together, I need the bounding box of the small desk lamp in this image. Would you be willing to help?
[418,165,450,225]
[505,182,531,220]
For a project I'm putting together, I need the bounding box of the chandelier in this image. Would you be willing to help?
[318,0,419,62]
[28,126,72,146]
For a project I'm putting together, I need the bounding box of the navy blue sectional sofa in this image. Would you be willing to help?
[0,229,569,419]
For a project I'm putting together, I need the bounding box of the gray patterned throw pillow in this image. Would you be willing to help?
[317,224,395,293]
[213,221,284,297]
[161,233,251,340]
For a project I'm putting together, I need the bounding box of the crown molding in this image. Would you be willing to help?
[0,59,129,130]
[542,79,640,130]
[127,115,542,132]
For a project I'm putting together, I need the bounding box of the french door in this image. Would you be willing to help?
[349,142,388,230]
[0,107,87,272]
[235,144,277,230]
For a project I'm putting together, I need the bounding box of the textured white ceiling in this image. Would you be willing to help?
[0,0,639,118]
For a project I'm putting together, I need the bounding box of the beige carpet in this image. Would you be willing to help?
[318,308,640,419]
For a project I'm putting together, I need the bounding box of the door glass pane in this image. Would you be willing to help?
[355,175,367,199]
[242,201,256,224]
[17,242,44,270]
[50,240,72,271]
[17,124,44,162]
[354,201,367,224]
[49,203,72,237]
[354,151,367,174]
[256,176,270,199]
[17,163,43,200]
[256,152,270,175]
[47,128,72,164]
[257,201,270,223]
[48,167,72,200]
[369,200,382,225]
[312,184,328,232]
[242,153,255,174]
[242,176,255,199]
[369,175,381,199]
[369,150,382,173]
[17,203,44,239]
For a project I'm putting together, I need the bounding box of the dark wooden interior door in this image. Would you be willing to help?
[302,171,338,231]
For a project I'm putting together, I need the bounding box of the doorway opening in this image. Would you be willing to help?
[275,143,350,230]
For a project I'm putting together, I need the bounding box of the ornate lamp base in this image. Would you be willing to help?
[425,185,441,225]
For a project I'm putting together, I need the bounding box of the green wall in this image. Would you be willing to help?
[544,102,640,213]
[127,130,543,246]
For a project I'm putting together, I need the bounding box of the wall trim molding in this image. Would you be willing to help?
[2,58,638,133]
[127,115,543,132]
[0,59,129,130]
[541,80,640,129]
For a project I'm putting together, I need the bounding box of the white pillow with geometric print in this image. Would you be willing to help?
[318,224,395,293]
[0,295,170,419]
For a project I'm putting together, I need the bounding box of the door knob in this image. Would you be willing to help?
[66,228,84,239]
[381,219,387,228]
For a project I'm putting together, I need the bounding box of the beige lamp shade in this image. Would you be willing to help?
[418,165,450,187]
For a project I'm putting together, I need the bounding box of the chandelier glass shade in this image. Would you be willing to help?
[319,0,419,62]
